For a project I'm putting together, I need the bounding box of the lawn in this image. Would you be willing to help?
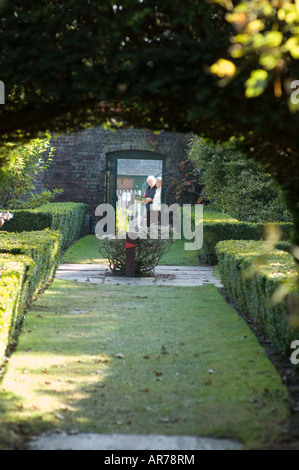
[61,235,201,266]
[0,279,290,450]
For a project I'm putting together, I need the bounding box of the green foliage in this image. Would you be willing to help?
[188,137,292,223]
[0,202,87,251]
[0,1,298,243]
[188,207,292,265]
[215,239,299,358]
[168,157,202,204]
[213,0,299,108]
[0,254,33,364]
[15,189,64,210]
[0,230,62,303]
[0,134,62,209]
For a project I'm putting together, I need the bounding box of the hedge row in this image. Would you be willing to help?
[0,254,34,364]
[0,202,86,365]
[216,240,299,357]
[0,230,62,364]
[198,208,293,265]
[0,202,87,250]
[0,230,62,303]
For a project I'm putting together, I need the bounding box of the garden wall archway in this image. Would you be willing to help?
[40,127,193,232]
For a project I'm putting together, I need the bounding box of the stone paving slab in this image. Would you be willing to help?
[56,264,223,287]
[28,432,243,450]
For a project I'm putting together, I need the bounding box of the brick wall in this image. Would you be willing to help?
[39,127,194,233]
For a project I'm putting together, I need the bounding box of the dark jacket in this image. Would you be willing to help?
[145,185,157,212]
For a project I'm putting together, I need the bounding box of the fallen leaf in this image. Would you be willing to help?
[153,370,162,376]
[59,405,72,412]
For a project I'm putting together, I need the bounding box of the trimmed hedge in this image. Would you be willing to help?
[198,209,293,265]
[0,202,87,250]
[0,230,62,303]
[0,254,34,364]
[216,239,299,357]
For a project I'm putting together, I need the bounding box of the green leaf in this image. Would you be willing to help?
[245,69,268,98]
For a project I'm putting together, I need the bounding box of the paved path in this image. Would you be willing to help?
[56,264,223,288]
[28,432,242,450]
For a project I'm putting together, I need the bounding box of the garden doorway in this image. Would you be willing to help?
[106,150,165,230]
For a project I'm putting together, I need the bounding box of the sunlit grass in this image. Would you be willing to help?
[0,280,290,449]
[61,235,200,266]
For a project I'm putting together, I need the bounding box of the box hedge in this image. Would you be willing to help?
[0,230,62,303]
[216,239,299,358]
[0,254,34,364]
[197,208,293,265]
[0,202,87,250]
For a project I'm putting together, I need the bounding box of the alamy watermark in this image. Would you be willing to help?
[0,81,4,104]
[290,80,299,104]
[290,340,299,365]
[95,203,203,250]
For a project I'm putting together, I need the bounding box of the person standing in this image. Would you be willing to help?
[152,177,162,225]
[144,175,157,227]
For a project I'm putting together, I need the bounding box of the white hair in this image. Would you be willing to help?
[147,175,156,184]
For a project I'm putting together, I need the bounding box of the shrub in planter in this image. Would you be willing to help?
[99,226,173,276]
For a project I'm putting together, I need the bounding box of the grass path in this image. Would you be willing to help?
[0,279,290,450]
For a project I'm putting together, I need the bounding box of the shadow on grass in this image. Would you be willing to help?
[0,279,291,450]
